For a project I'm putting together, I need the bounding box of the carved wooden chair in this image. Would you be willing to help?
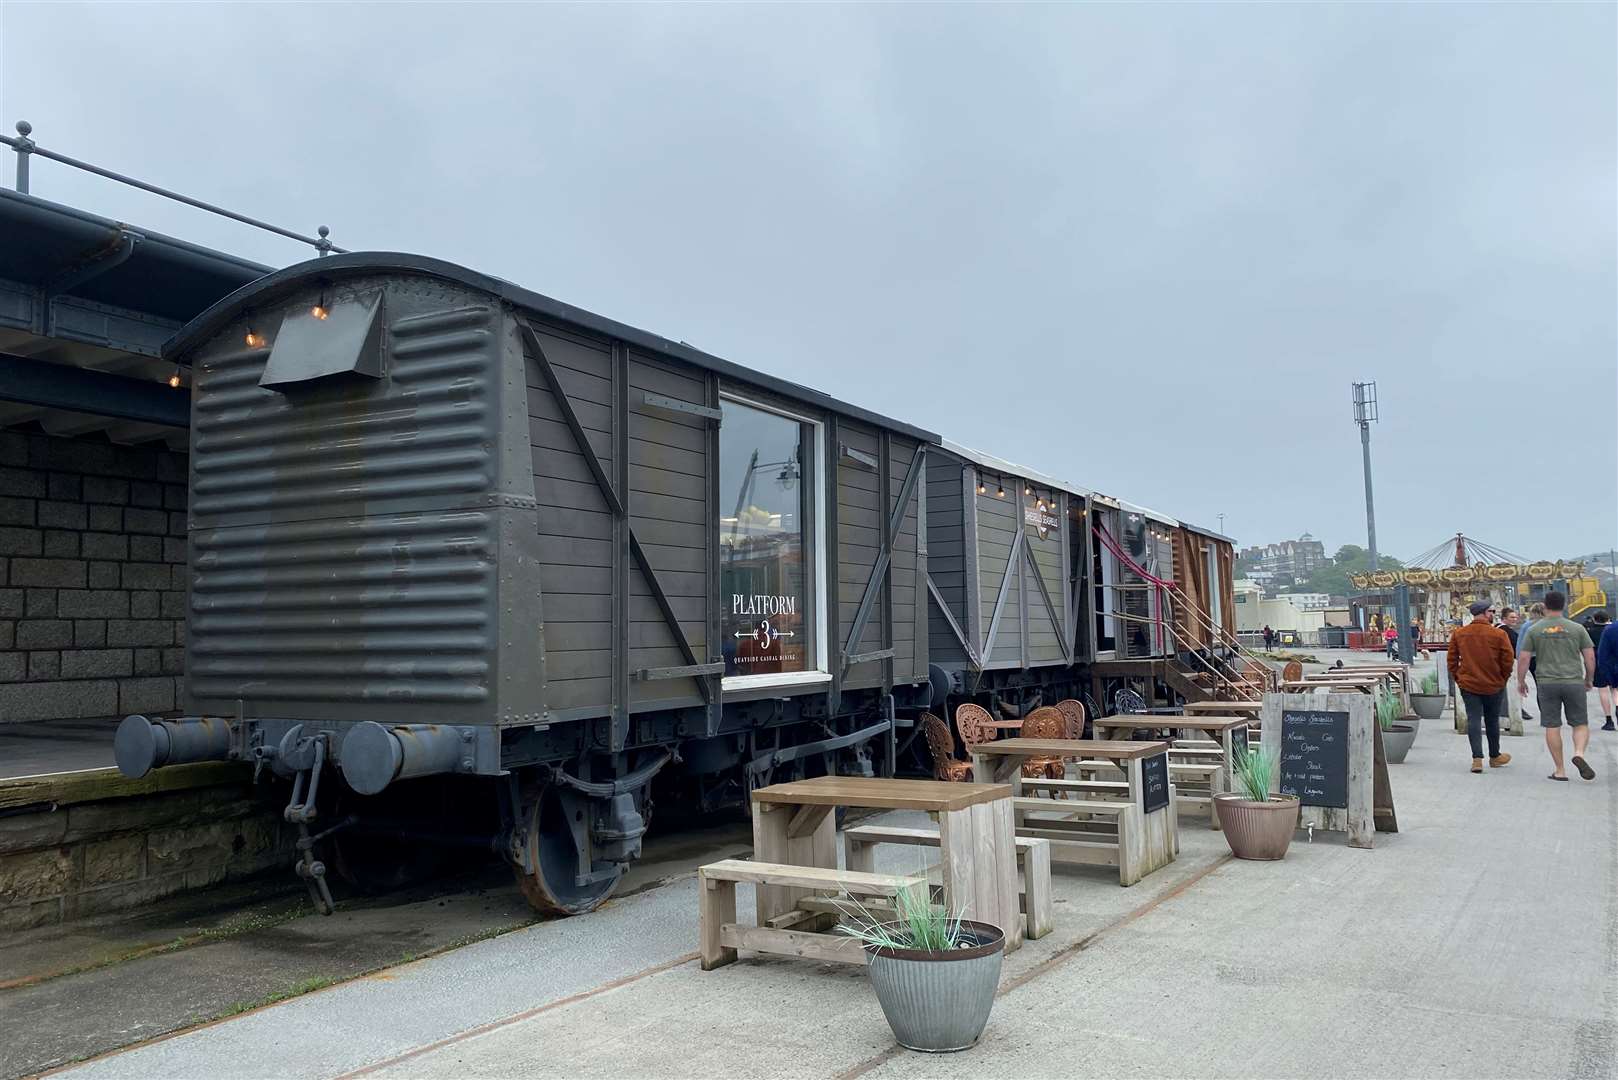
[1020,707,1068,780]
[1054,699,1087,740]
[954,703,997,750]
[921,712,973,783]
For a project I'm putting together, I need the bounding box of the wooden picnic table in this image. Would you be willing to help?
[1184,699,1263,715]
[1091,715,1252,829]
[969,739,1177,886]
[1283,677,1381,695]
[1301,669,1401,682]
[1328,665,1412,708]
[749,776,1023,952]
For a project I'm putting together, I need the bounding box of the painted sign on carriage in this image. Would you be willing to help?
[1023,500,1060,539]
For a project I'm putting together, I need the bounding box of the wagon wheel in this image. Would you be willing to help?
[513,784,622,916]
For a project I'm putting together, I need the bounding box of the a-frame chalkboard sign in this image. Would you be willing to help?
[1260,692,1398,848]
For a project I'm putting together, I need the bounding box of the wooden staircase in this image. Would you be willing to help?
[1163,660,1218,704]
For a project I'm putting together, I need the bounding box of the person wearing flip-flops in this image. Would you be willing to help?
[1517,590,1598,782]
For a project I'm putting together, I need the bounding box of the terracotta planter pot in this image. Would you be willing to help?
[863,920,1005,1053]
[1410,693,1446,720]
[1382,721,1417,764]
[1213,794,1300,860]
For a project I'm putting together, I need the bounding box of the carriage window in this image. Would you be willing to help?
[719,399,819,679]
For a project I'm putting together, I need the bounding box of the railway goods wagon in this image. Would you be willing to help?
[924,442,1093,717]
[113,253,940,914]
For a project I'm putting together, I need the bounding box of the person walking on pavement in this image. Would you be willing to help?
[1500,609,1532,724]
[1449,600,1514,773]
[1591,610,1616,730]
[1384,624,1399,660]
[1262,625,1275,652]
[1517,603,1545,721]
[1517,591,1597,781]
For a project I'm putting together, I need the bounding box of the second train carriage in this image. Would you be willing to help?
[113,252,942,913]
[923,442,1093,717]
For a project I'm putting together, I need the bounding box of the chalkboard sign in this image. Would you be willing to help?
[1232,725,1250,755]
[1279,709,1349,809]
[1141,752,1170,814]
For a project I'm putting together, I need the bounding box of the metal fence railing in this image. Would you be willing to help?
[2,119,345,258]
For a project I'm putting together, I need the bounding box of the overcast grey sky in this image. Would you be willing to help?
[3,2,1613,561]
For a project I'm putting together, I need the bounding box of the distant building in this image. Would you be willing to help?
[1237,533,1328,587]
[1233,579,1328,645]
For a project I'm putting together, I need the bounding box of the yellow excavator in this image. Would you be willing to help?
[1569,577,1608,619]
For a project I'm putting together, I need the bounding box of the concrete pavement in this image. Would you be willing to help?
[56,676,1618,1079]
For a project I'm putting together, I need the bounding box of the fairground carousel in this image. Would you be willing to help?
[1350,534,1597,644]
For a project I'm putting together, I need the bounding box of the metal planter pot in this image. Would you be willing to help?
[1213,794,1300,860]
[863,920,1004,1053]
[1382,722,1417,764]
[1410,694,1446,720]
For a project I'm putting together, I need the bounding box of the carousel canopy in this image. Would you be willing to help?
[1349,534,1587,591]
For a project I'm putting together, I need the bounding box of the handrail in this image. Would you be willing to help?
[1099,579,1272,699]
[3,119,345,257]
[1164,583,1274,694]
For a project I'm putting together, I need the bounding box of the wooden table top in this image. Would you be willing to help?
[1183,700,1263,714]
[1300,671,1395,681]
[972,738,1169,761]
[750,776,1013,813]
[1281,681,1375,693]
[1287,680,1378,689]
[1094,715,1250,732]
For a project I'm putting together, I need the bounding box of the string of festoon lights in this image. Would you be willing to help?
[971,473,1068,518]
[181,289,334,391]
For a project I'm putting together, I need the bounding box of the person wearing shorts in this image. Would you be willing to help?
[1518,591,1597,782]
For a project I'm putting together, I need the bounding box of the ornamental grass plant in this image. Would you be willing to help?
[835,881,971,952]
[1375,686,1403,731]
[1232,745,1280,802]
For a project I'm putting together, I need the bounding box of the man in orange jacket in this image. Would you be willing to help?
[1449,600,1515,773]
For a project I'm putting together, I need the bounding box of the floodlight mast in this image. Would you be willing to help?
[1352,382,1379,572]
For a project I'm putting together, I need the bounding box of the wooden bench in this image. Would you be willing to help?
[1023,776,1130,797]
[842,824,1055,939]
[699,859,927,970]
[1167,761,1227,828]
[1008,796,1140,871]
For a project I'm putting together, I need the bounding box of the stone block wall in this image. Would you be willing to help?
[0,430,188,723]
[0,764,293,932]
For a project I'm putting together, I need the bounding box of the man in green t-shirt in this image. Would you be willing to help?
[1517,590,1597,781]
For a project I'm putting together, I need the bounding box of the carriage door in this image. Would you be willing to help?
[1094,508,1118,659]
